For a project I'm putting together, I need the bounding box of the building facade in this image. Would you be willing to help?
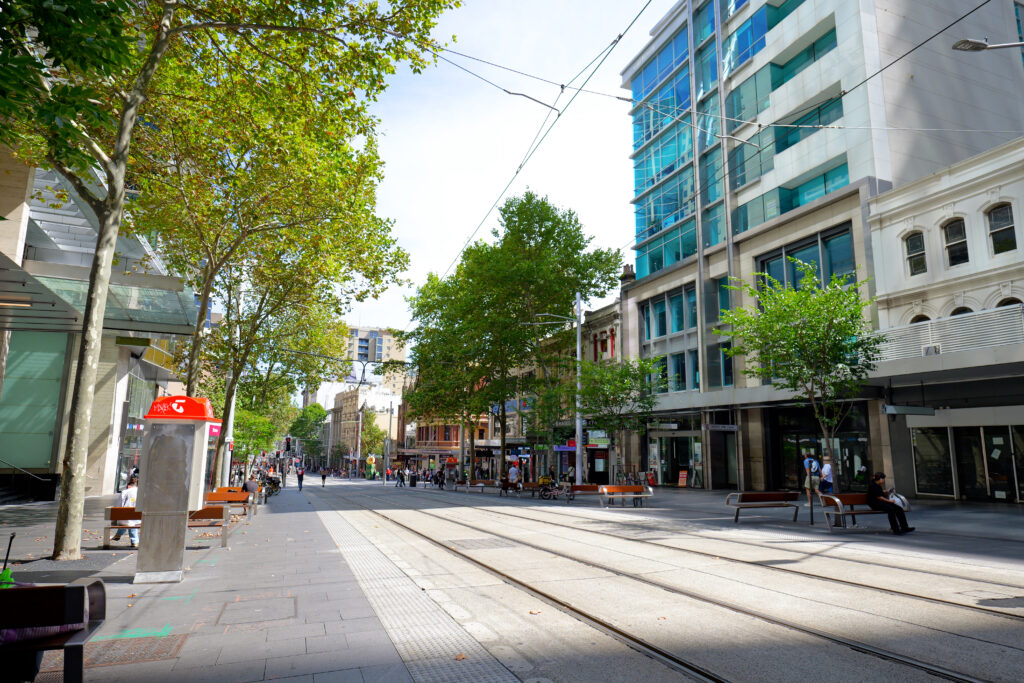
[0,157,195,499]
[868,136,1024,504]
[618,0,1024,493]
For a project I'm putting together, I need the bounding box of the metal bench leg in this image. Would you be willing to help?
[64,643,84,683]
[221,524,229,548]
[734,508,740,523]
[103,526,112,549]
[792,505,799,522]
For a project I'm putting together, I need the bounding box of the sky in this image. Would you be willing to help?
[344,0,680,332]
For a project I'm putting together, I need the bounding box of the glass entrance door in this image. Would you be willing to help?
[953,427,987,500]
[983,427,1015,502]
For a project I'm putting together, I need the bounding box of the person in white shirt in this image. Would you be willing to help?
[820,456,834,494]
[508,463,520,484]
[113,475,140,548]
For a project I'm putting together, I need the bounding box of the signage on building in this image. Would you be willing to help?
[588,430,607,439]
[678,471,688,487]
[648,423,678,430]
[704,424,738,432]
[590,437,610,446]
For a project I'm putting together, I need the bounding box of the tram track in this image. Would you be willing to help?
[402,485,1024,603]
[439,496,1024,624]
[333,487,1001,683]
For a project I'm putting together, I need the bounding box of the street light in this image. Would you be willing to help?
[952,38,1024,51]
[532,292,584,486]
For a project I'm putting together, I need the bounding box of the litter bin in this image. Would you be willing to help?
[410,474,418,487]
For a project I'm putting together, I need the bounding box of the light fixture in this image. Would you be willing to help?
[0,299,32,308]
[952,38,1024,51]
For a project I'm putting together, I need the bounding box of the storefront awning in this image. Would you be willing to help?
[0,251,82,332]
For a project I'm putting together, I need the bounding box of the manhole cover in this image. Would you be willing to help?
[449,538,517,550]
[39,634,188,671]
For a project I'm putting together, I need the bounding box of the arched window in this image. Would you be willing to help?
[987,204,1017,255]
[942,218,969,266]
[951,307,972,316]
[997,297,1022,307]
[904,232,926,275]
[910,314,930,324]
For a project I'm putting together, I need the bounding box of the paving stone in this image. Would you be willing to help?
[323,617,386,636]
[312,668,365,683]
[266,621,326,641]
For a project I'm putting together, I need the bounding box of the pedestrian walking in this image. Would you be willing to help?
[321,467,327,487]
[112,475,140,548]
[820,456,834,494]
[396,468,405,487]
[867,472,915,535]
[297,467,305,491]
[803,454,821,507]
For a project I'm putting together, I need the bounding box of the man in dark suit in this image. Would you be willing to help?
[867,472,914,535]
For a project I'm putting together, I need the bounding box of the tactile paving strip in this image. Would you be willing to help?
[315,505,518,683]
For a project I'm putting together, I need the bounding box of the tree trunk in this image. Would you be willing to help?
[52,203,121,560]
[185,272,214,396]
[213,368,241,490]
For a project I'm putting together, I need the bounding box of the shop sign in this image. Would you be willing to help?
[588,430,607,439]
[590,437,610,446]
[553,445,575,451]
[648,422,678,430]
[704,424,738,432]
[678,471,688,487]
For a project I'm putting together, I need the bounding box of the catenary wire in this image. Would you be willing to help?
[438,0,656,279]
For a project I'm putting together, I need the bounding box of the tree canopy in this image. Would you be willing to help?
[1,0,459,559]
[718,260,884,467]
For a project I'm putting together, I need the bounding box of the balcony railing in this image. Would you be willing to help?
[877,305,1024,362]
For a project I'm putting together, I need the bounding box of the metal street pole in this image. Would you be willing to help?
[575,291,583,486]
[355,404,363,479]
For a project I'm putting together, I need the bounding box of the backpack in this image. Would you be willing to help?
[808,458,820,474]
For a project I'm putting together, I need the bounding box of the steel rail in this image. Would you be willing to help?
[456,498,1024,624]
[338,494,727,682]
[344,488,994,683]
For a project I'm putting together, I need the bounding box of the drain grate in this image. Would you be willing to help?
[39,634,188,672]
[448,537,517,550]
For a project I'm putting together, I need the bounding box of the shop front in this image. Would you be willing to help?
[907,408,1024,503]
[647,415,702,487]
[765,404,873,493]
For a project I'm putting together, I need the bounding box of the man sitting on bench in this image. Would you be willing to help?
[867,472,915,535]
[112,475,139,548]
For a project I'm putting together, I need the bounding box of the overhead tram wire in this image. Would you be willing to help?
[438,0,656,279]
[413,0,1008,266]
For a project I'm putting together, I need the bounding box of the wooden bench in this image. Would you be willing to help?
[818,492,888,532]
[103,506,234,548]
[565,484,601,504]
[188,505,233,547]
[521,482,543,497]
[455,479,500,493]
[599,484,654,508]
[498,478,523,497]
[102,507,142,548]
[725,491,801,522]
[0,578,106,683]
[217,485,263,505]
[205,490,254,517]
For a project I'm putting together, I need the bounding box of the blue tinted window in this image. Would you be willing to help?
[700,148,724,205]
[670,293,685,333]
[824,231,854,282]
[788,243,820,289]
[641,302,651,339]
[694,2,715,44]
[696,93,720,152]
[671,353,687,391]
[721,0,749,20]
[690,349,700,389]
[654,299,667,337]
[630,28,690,103]
[685,285,697,328]
[702,204,725,248]
[722,7,768,79]
[696,43,718,101]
